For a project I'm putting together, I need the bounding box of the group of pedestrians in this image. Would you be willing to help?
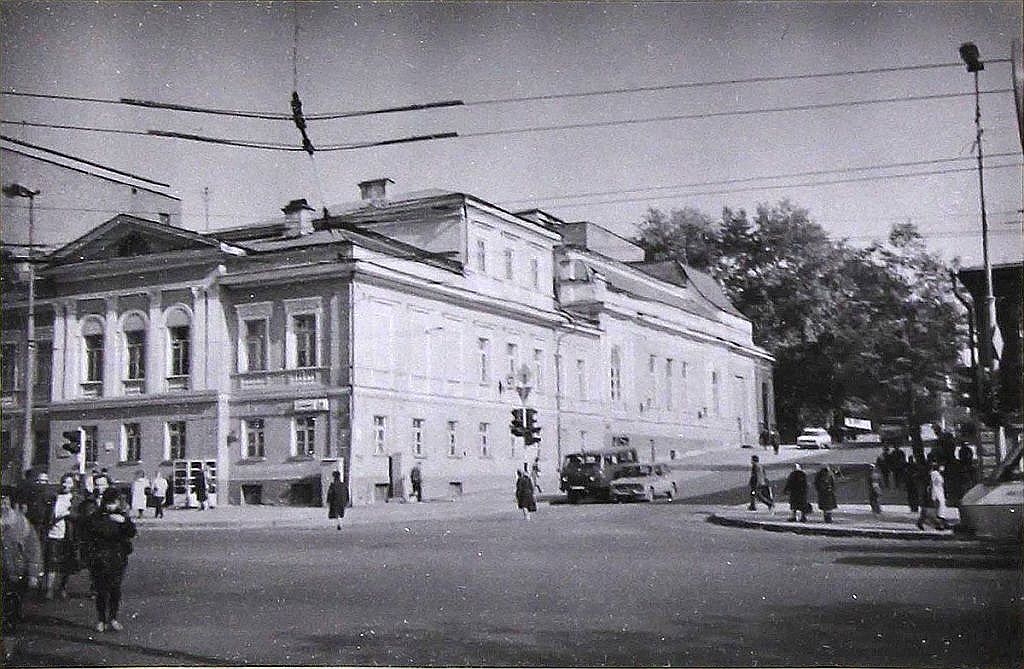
[748,457,839,523]
[1,470,137,635]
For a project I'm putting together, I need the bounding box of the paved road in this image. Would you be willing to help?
[6,500,1020,667]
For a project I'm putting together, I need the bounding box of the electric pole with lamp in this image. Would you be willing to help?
[3,183,41,475]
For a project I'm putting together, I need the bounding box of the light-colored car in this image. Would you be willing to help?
[796,427,832,449]
[609,463,677,502]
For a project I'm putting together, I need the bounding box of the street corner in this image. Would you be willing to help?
[706,505,968,541]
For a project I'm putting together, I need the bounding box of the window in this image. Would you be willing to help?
[32,430,49,467]
[680,361,689,408]
[284,298,322,369]
[665,359,674,409]
[125,331,146,380]
[167,421,186,460]
[82,317,105,384]
[579,430,588,451]
[479,422,490,457]
[294,416,316,456]
[530,258,539,289]
[506,342,518,377]
[609,346,621,401]
[35,344,52,391]
[503,248,514,280]
[1,342,18,390]
[373,415,387,455]
[576,359,587,400]
[293,315,317,367]
[245,320,267,371]
[476,239,487,273]
[711,370,721,416]
[83,425,99,463]
[122,423,141,462]
[533,348,543,392]
[646,354,656,408]
[244,418,265,458]
[169,326,191,376]
[412,418,424,457]
[669,449,678,460]
[447,421,458,457]
[477,338,490,383]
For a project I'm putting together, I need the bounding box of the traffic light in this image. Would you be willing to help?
[524,408,541,446]
[510,409,525,437]
[61,430,81,455]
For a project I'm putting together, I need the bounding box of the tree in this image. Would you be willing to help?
[635,204,965,440]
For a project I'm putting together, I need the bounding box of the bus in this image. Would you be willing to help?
[559,446,639,503]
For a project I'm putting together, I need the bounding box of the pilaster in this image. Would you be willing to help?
[102,296,119,397]
[190,287,207,390]
[50,301,67,402]
[146,290,164,394]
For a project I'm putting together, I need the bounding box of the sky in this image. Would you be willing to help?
[1,1,1022,267]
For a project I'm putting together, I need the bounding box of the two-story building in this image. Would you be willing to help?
[1,178,774,505]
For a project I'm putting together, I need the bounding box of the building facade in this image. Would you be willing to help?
[1,180,774,505]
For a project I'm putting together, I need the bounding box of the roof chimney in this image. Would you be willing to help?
[282,198,316,236]
[358,178,394,205]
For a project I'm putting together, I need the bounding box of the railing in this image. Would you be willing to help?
[233,367,328,390]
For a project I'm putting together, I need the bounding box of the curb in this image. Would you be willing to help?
[706,513,970,541]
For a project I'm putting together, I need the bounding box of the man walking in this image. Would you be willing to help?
[409,463,423,503]
[748,455,774,512]
[783,463,809,523]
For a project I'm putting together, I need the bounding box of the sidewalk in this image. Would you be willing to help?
[708,503,966,541]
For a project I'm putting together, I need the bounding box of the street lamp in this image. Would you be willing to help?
[959,42,1004,459]
[3,183,41,475]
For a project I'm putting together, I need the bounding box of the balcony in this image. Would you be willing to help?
[233,367,329,390]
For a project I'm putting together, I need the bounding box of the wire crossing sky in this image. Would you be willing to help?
[0,1,1021,266]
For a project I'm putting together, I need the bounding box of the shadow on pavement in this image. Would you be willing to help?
[9,615,232,667]
[831,554,1021,570]
[821,543,1021,556]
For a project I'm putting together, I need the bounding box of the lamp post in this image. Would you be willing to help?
[959,42,1005,460]
[3,183,41,475]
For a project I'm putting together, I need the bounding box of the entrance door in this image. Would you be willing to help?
[388,453,404,499]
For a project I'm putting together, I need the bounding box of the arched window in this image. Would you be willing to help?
[165,308,191,379]
[122,313,147,380]
[82,318,105,383]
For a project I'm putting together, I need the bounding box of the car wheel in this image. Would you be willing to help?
[567,491,580,504]
[664,488,673,503]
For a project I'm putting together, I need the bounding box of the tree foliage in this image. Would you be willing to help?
[635,203,966,439]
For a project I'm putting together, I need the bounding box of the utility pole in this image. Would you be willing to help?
[3,183,40,475]
[959,42,1005,460]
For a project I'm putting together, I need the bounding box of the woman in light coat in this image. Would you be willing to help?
[130,472,150,519]
[929,464,948,521]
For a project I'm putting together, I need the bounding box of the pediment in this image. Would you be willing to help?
[48,214,240,264]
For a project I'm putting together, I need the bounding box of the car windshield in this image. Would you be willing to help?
[564,454,601,468]
[801,429,828,436]
[615,465,653,478]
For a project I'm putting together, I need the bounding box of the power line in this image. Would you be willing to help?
[527,162,1023,210]
[0,119,151,137]
[461,89,1013,140]
[3,59,1010,118]
[500,152,1023,206]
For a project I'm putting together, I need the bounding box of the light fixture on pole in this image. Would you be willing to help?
[3,183,41,474]
[959,42,1004,459]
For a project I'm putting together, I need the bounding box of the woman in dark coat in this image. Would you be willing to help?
[326,471,348,530]
[193,467,208,510]
[814,466,838,523]
[782,463,809,522]
[84,488,136,633]
[515,470,537,520]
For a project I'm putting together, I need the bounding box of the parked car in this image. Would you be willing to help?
[796,427,832,449]
[560,447,639,503]
[609,463,677,502]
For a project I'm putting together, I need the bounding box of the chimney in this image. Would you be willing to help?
[358,178,394,205]
[282,198,316,236]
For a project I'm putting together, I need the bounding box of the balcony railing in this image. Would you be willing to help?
[233,367,328,390]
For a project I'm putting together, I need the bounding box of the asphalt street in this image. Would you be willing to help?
[5,497,1021,667]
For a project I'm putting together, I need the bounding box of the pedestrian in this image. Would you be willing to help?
[770,430,780,455]
[2,489,43,634]
[876,446,892,489]
[515,470,537,520]
[77,474,109,600]
[193,465,208,510]
[150,471,168,518]
[782,463,809,523]
[759,428,770,451]
[43,473,83,600]
[326,471,348,530]
[531,457,543,493]
[905,453,925,512]
[868,464,883,514]
[130,471,150,520]
[747,455,774,512]
[409,462,423,503]
[83,487,136,633]
[892,445,907,489]
[814,465,838,523]
[958,442,976,486]
[917,463,949,531]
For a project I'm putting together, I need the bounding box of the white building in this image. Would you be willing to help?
[1,179,773,505]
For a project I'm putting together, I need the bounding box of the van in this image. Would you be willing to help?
[559,447,638,503]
